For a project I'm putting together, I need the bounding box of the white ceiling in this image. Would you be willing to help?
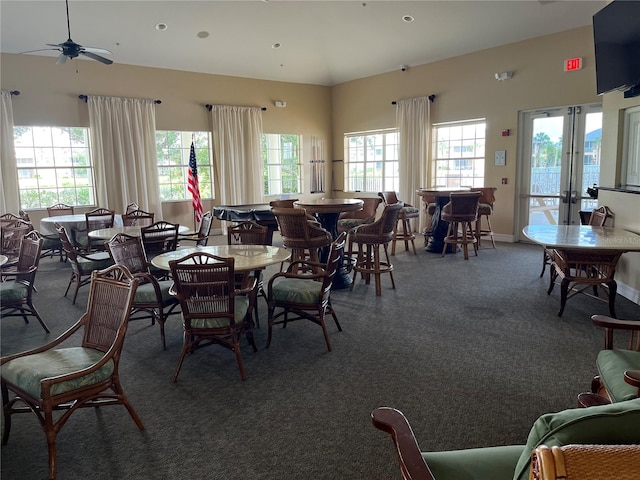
[0,0,608,86]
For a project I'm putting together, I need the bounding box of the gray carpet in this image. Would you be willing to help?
[2,235,639,480]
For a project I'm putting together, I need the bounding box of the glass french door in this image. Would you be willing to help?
[518,104,602,234]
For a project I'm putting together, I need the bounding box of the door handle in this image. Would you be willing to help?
[570,190,578,204]
[561,190,570,204]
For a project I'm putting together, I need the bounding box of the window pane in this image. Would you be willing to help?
[14,126,96,209]
[262,133,301,196]
[156,131,213,202]
[433,120,486,188]
[344,129,398,193]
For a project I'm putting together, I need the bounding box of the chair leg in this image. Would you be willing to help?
[607,280,617,318]
[558,278,570,317]
[44,409,58,480]
[172,339,190,382]
[391,220,399,255]
[373,245,382,296]
[442,222,454,257]
[383,244,395,290]
[1,380,11,446]
[540,248,549,278]
[28,302,50,333]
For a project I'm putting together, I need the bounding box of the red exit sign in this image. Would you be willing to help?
[564,57,583,71]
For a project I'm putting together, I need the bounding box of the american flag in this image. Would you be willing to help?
[188,141,204,222]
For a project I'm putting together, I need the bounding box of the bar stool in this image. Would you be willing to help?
[441,191,481,260]
[378,191,419,255]
[470,187,497,248]
[350,203,403,296]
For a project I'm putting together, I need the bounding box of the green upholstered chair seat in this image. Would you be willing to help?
[1,346,114,399]
[186,296,250,329]
[337,218,368,230]
[0,282,28,301]
[77,253,113,271]
[596,349,640,403]
[478,203,493,215]
[272,278,328,304]
[512,399,640,480]
[423,445,524,480]
[134,280,175,304]
[400,206,419,217]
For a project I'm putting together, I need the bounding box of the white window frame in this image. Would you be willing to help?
[344,129,399,193]
[262,133,302,196]
[156,130,213,202]
[13,126,96,209]
[433,119,486,188]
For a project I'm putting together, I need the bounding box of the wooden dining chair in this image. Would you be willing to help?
[227,221,270,327]
[122,209,155,227]
[378,191,419,255]
[46,203,74,217]
[106,233,180,350]
[83,207,115,252]
[177,210,212,247]
[1,264,142,480]
[168,252,257,382]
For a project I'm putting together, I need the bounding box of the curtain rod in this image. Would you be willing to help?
[10,90,20,96]
[78,94,162,104]
[205,104,267,112]
[391,94,436,105]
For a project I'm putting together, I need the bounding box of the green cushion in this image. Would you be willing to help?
[186,296,250,329]
[0,282,28,301]
[337,218,367,230]
[272,278,328,304]
[512,399,640,480]
[478,203,493,215]
[423,445,524,480]
[1,347,114,399]
[597,349,640,402]
[400,206,419,216]
[134,280,175,304]
[77,253,113,271]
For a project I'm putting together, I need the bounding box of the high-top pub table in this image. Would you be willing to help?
[416,188,469,253]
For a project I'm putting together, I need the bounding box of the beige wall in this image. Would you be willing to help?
[1,53,332,229]
[331,27,601,239]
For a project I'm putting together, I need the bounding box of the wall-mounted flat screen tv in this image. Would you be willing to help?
[593,0,640,97]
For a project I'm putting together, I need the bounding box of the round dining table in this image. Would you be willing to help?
[150,245,291,273]
[293,198,364,289]
[40,214,124,247]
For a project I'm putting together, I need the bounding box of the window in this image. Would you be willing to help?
[13,126,95,209]
[433,120,486,187]
[156,131,213,201]
[344,129,398,193]
[262,133,301,196]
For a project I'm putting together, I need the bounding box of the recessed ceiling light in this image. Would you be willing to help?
[155,23,168,31]
[402,15,414,23]
[197,31,209,39]
[272,43,281,49]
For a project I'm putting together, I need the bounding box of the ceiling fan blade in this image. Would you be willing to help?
[83,47,112,55]
[80,50,113,65]
[46,43,65,48]
[20,48,61,54]
[56,53,68,65]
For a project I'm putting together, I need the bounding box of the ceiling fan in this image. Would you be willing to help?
[22,0,113,65]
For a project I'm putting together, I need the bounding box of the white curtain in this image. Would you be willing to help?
[0,90,21,214]
[87,95,162,216]
[209,105,263,206]
[396,96,431,232]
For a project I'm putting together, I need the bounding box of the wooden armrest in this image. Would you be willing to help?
[371,407,435,480]
[591,315,640,330]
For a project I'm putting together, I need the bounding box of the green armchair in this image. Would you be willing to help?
[372,399,640,480]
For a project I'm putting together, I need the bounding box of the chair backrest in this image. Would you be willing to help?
[125,202,140,214]
[0,213,22,225]
[105,233,150,275]
[81,264,139,354]
[589,206,613,226]
[378,191,401,205]
[227,221,270,246]
[18,210,30,222]
[56,224,82,268]
[169,253,238,329]
[352,202,403,242]
[470,187,497,206]
[272,207,331,244]
[269,199,299,208]
[1,219,34,257]
[122,209,155,227]
[140,221,179,256]
[339,197,382,222]
[194,210,213,246]
[47,203,74,216]
[13,230,44,285]
[443,191,481,219]
[85,208,115,231]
